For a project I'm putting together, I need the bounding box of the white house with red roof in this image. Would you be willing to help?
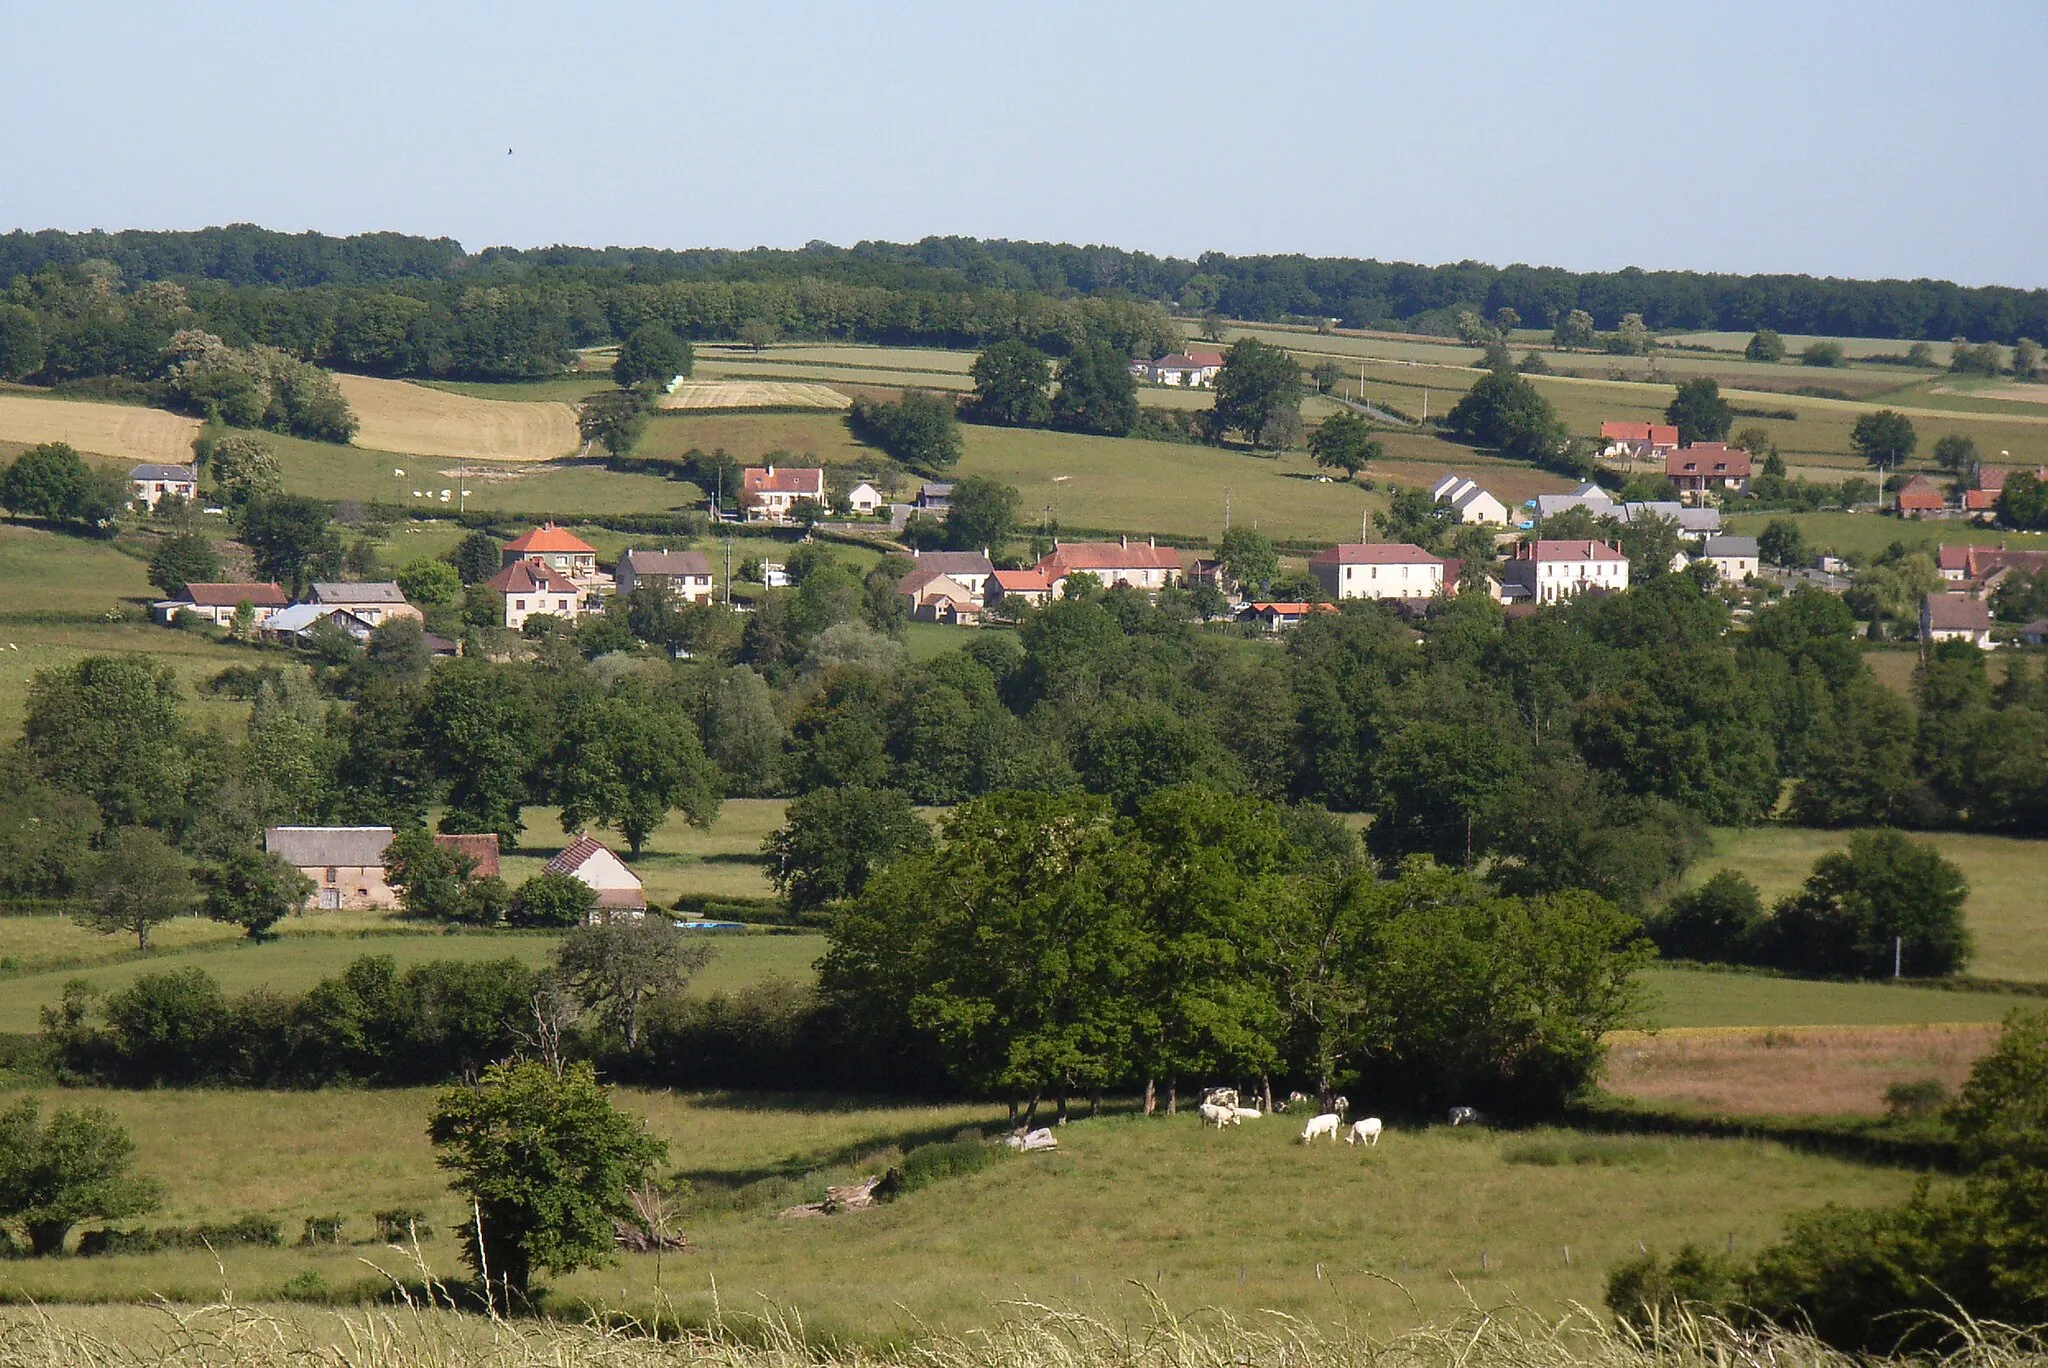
[501,524,600,581]
[1134,351,1225,387]
[486,559,583,629]
[1937,544,2048,591]
[1503,540,1630,604]
[544,833,646,912]
[987,567,1058,608]
[1666,444,1752,503]
[741,465,826,522]
[1599,422,1680,462]
[1239,601,1339,632]
[151,581,289,627]
[1034,537,1183,593]
[1308,543,1445,601]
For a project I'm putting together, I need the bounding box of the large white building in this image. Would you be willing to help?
[1503,540,1630,604]
[1307,543,1445,601]
[1429,474,1510,526]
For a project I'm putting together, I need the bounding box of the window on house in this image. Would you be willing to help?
[325,866,338,883]
[515,598,527,610]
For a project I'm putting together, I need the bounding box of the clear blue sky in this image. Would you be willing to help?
[5,1,2045,287]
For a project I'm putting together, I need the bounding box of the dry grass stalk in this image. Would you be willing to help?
[1604,1024,2000,1117]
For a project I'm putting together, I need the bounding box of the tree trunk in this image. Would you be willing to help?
[1167,1077,1178,1115]
[1056,1085,1069,1126]
[1144,1077,1156,1116]
[1021,1090,1042,1129]
[1090,1089,1101,1118]
[1261,1071,1275,1115]
[27,1221,69,1257]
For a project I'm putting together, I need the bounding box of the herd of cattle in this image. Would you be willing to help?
[1195,1089,1487,1146]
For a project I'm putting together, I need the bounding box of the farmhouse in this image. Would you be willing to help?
[741,466,826,523]
[307,582,419,626]
[486,558,583,630]
[260,604,378,645]
[1698,535,1760,583]
[845,481,884,515]
[1598,421,1679,462]
[987,567,1057,608]
[1937,544,2048,591]
[151,581,289,627]
[902,549,993,600]
[916,482,955,511]
[1034,537,1182,593]
[1429,474,1510,526]
[898,569,982,624]
[616,549,715,604]
[129,463,197,509]
[1895,476,1947,518]
[1308,543,1444,601]
[1666,444,1751,503]
[501,524,599,581]
[1135,351,1225,387]
[264,825,397,911]
[1503,540,1629,604]
[544,833,646,912]
[1921,593,1993,649]
[1239,601,1337,632]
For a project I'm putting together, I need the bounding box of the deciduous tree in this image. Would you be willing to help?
[147,530,221,597]
[1210,339,1302,448]
[764,785,932,912]
[79,826,194,951]
[965,340,1052,427]
[1851,409,1917,472]
[554,917,714,1049]
[1050,340,1139,437]
[1307,411,1381,475]
[611,325,693,390]
[0,1098,163,1256]
[1665,378,1733,444]
[199,845,314,939]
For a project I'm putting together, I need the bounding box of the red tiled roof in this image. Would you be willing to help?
[179,582,289,608]
[1978,468,2009,492]
[1600,421,1679,446]
[434,833,500,880]
[1309,543,1441,566]
[486,559,580,595]
[502,522,595,554]
[543,833,611,877]
[1038,540,1182,573]
[1923,594,1991,632]
[1939,545,2048,578]
[1247,602,1337,615]
[1897,491,1947,511]
[991,568,1056,592]
[1665,444,1752,478]
[1963,489,1999,510]
[1514,540,1627,562]
[742,466,825,496]
[1938,545,1972,572]
[1898,474,1940,495]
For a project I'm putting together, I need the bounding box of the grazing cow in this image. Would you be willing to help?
[1286,1091,1312,1110]
[1332,1095,1350,1117]
[1198,1101,1240,1129]
[1346,1117,1383,1147]
[1448,1106,1487,1127]
[1232,1106,1263,1121]
[1300,1113,1342,1143]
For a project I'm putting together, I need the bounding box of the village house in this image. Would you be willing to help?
[1239,601,1338,632]
[902,549,993,600]
[307,582,419,626]
[260,604,379,645]
[1921,593,1993,649]
[915,482,955,511]
[741,466,826,523]
[486,558,583,630]
[265,826,397,911]
[897,569,982,624]
[152,581,289,627]
[1503,540,1630,604]
[1308,543,1445,601]
[545,833,646,912]
[129,463,197,509]
[1936,544,2048,592]
[986,567,1057,608]
[1698,535,1760,583]
[501,524,601,582]
[1034,537,1183,593]
[2021,618,2048,647]
[1133,350,1226,387]
[1666,444,1752,503]
[616,549,715,604]
[1895,475,1948,518]
[1430,474,1510,526]
[845,481,884,515]
[1598,422,1680,463]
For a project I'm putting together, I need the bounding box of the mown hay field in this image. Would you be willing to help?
[331,374,580,463]
[1604,1022,1999,1117]
[0,393,199,463]
[656,381,850,411]
[0,1085,1928,1338]
[1684,828,2048,983]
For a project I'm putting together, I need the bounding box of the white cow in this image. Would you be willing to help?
[1332,1095,1350,1117]
[1300,1113,1342,1143]
[1198,1101,1240,1129]
[1233,1106,1263,1121]
[1346,1117,1383,1147]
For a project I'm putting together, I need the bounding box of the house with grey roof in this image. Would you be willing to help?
[1699,535,1760,584]
[264,826,397,910]
[261,604,378,645]
[307,582,418,626]
[129,463,197,509]
[903,549,994,600]
[616,549,715,604]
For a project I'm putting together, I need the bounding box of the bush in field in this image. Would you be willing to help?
[1645,870,1768,964]
[0,1096,163,1255]
[511,872,598,928]
[1769,829,1970,977]
[849,391,961,473]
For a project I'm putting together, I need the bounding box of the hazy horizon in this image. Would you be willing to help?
[5,1,2045,290]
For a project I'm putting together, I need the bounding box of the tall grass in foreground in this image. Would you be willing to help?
[3,1293,2044,1368]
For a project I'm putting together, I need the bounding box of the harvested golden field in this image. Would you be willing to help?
[331,373,579,462]
[1605,1022,2000,1117]
[0,393,199,463]
[657,380,851,410]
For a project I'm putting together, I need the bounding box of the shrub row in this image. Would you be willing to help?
[77,1215,281,1257]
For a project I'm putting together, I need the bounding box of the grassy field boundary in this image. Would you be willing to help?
[1655,958,2048,1001]
[1569,1093,1960,1170]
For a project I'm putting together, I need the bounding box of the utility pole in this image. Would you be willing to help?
[723,534,732,606]
[1224,486,1231,530]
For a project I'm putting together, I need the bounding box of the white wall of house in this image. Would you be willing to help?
[502,589,582,630]
[1325,560,1443,600]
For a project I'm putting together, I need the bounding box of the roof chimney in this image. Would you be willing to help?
[1121,534,1128,548]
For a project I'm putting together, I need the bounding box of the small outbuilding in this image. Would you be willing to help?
[544,833,646,912]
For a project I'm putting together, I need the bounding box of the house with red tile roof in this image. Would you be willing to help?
[486,559,583,630]
[897,569,982,624]
[544,833,646,912]
[1239,601,1338,632]
[741,465,826,522]
[1308,543,1445,601]
[1599,421,1680,461]
[1666,444,1752,503]
[987,567,1058,608]
[1936,544,2048,590]
[1503,540,1629,604]
[501,524,599,580]
[151,581,290,627]
[1895,475,1948,518]
[434,832,501,880]
[1034,538,1182,593]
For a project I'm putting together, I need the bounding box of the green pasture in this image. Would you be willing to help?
[0,620,263,735]
[1642,966,2033,1028]
[497,798,790,906]
[1723,510,2048,561]
[1685,827,2048,983]
[0,1084,1926,1337]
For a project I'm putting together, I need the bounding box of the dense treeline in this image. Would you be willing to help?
[6,226,2046,348]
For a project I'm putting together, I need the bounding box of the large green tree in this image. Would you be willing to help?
[1665,378,1733,444]
[941,475,1020,554]
[427,1060,667,1305]
[0,1098,163,1256]
[1306,410,1381,475]
[21,655,189,829]
[850,391,962,471]
[1771,829,1970,977]
[1851,409,1917,472]
[0,443,126,530]
[611,324,693,390]
[79,826,195,951]
[1216,526,1277,592]
[147,530,222,597]
[239,493,342,595]
[1444,366,1568,466]
[578,389,652,457]
[764,785,932,912]
[552,684,721,854]
[966,339,1052,427]
[1049,340,1139,437]
[199,845,314,940]
[1210,339,1302,448]
[554,917,713,1049]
